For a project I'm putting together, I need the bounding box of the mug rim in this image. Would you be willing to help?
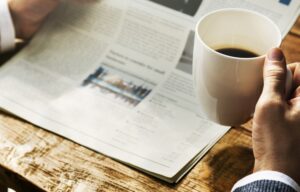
[195,8,282,61]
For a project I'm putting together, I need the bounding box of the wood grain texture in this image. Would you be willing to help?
[281,33,300,63]
[291,17,300,36]
[283,16,300,63]
[0,15,299,192]
[0,112,253,192]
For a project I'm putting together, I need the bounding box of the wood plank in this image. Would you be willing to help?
[291,17,300,37]
[0,166,42,192]
[0,185,7,192]
[0,112,252,192]
[281,33,300,63]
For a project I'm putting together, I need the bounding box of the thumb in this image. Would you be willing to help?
[261,48,287,100]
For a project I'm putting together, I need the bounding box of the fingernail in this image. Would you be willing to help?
[268,48,284,61]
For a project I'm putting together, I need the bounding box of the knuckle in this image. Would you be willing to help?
[288,107,300,121]
[292,62,300,66]
[256,99,284,112]
[264,67,285,82]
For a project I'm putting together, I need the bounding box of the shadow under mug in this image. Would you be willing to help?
[193,8,287,126]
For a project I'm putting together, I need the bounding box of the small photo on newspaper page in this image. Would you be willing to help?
[147,0,203,16]
[82,65,154,107]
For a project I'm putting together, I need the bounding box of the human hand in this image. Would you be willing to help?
[8,0,96,40]
[8,0,60,40]
[252,48,300,184]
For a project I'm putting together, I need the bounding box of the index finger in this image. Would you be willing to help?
[288,62,300,74]
[288,62,300,88]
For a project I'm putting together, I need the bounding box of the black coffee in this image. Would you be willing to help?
[216,47,259,58]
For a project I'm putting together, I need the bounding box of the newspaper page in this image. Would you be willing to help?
[0,0,298,183]
[0,0,229,182]
[196,0,300,37]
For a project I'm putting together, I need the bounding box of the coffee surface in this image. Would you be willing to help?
[216,48,259,58]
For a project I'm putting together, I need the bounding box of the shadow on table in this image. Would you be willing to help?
[161,144,254,192]
[0,42,27,66]
[0,165,44,192]
[206,146,254,192]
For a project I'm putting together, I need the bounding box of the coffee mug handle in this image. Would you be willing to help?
[286,67,293,98]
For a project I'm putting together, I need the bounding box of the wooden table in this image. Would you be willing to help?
[0,17,299,192]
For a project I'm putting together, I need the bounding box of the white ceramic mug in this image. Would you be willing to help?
[193,8,291,126]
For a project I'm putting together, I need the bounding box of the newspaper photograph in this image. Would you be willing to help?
[148,0,203,16]
[82,65,154,107]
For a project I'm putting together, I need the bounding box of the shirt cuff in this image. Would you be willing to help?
[232,171,300,192]
[0,0,15,53]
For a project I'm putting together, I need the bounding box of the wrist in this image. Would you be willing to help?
[233,171,300,192]
[254,160,300,185]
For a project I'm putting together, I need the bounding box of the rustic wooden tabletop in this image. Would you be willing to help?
[0,17,299,192]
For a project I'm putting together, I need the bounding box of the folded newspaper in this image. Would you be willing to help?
[0,0,299,183]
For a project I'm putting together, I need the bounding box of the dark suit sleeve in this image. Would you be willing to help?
[233,180,297,192]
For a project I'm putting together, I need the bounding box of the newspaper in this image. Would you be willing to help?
[0,0,298,183]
